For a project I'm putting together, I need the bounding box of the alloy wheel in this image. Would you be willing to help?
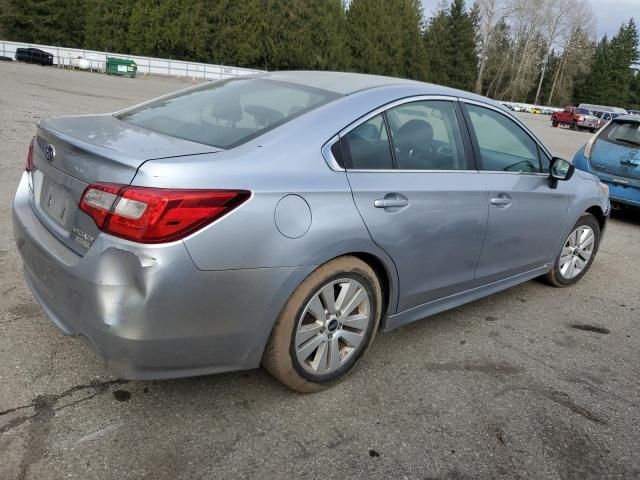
[294,278,370,375]
[559,225,595,280]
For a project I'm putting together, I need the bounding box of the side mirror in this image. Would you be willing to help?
[548,157,575,189]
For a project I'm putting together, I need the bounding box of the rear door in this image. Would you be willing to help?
[461,101,570,283]
[341,97,488,312]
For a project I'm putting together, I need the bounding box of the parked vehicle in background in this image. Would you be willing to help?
[578,104,628,116]
[552,107,600,133]
[629,109,640,115]
[593,110,623,130]
[502,103,515,111]
[15,47,54,66]
[574,114,640,209]
[529,107,543,115]
[13,71,610,392]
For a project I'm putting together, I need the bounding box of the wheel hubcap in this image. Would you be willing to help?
[294,278,371,375]
[559,225,595,280]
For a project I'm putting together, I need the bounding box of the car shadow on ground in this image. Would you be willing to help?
[610,207,640,226]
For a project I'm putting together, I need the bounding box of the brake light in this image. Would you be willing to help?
[80,183,250,243]
[26,137,35,171]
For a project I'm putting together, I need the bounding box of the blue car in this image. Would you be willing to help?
[574,115,640,208]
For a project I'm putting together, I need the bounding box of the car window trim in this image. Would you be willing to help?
[459,98,552,176]
[322,95,476,173]
[381,112,399,169]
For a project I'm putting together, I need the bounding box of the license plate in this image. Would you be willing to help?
[41,180,74,226]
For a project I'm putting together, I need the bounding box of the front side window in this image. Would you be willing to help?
[118,78,339,148]
[466,104,541,173]
[385,101,467,170]
[342,114,394,169]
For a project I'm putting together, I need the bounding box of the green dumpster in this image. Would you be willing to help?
[105,57,137,78]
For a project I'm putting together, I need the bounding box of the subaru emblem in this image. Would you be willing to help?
[45,144,55,162]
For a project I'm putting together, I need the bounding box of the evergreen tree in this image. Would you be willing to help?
[85,0,134,53]
[630,70,640,109]
[574,20,639,107]
[423,7,450,85]
[445,0,478,90]
[204,0,263,68]
[607,19,640,106]
[1,0,85,46]
[346,0,427,80]
[259,0,348,71]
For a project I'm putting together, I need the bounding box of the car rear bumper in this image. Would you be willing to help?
[13,172,313,380]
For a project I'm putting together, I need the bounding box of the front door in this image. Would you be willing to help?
[342,99,488,312]
[462,102,570,283]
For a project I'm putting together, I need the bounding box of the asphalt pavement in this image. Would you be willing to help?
[1,62,638,480]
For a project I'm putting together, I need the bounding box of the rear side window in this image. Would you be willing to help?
[466,104,541,173]
[601,122,640,147]
[118,78,339,148]
[342,114,394,169]
[385,100,466,170]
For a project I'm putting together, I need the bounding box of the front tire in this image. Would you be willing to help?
[545,214,600,287]
[552,119,559,127]
[262,256,382,393]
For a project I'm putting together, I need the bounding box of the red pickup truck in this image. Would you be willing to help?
[551,107,600,133]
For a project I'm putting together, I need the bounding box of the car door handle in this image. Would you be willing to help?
[490,194,512,207]
[374,194,409,209]
[374,199,408,208]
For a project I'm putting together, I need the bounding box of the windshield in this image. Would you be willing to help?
[601,121,640,147]
[117,78,340,148]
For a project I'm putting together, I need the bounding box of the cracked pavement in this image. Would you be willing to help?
[1,62,639,479]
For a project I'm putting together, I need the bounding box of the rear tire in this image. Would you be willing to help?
[552,119,559,127]
[545,214,600,287]
[262,256,382,393]
[570,121,578,131]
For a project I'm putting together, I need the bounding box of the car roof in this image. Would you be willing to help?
[613,114,640,123]
[255,70,472,97]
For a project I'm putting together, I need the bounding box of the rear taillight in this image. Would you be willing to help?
[26,137,35,171]
[80,183,250,243]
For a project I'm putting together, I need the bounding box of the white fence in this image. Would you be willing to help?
[0,40,262,80]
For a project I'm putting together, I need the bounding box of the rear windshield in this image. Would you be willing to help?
[575,108,591,115]
[117,78,340,148]
[600,121,640,147]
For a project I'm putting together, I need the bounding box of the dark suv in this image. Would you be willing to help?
[15,48,54,66]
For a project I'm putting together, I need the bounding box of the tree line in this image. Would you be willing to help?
[1,0,638,108]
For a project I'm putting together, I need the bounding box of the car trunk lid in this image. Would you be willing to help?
[31,114,220,255]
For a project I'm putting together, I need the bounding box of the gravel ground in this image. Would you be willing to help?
[1,62,639,480]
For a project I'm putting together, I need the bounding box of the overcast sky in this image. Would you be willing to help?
[420,0,638,39]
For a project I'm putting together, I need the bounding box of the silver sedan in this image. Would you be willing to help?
[13,72,610,392]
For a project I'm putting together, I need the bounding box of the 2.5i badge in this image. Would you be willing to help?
[72,226,95,248]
